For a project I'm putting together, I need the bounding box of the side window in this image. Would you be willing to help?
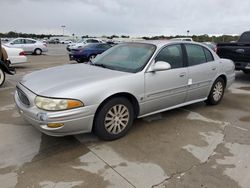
[25,39,36,44]
[204,48,214,62]
[185,44,207,66]
[12,39,22,44]
[155,44,183,69]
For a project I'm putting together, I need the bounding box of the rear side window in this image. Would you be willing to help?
[204,48,214,62]
[155,44,184,69]
[185,44,207,66]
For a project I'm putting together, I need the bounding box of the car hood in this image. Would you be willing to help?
[20,64,129,96]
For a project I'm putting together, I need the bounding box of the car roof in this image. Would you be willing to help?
[124,40,200,48]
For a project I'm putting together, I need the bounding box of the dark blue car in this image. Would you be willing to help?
[69,43,112,63]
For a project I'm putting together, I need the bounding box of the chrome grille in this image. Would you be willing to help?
[17,87,30,106]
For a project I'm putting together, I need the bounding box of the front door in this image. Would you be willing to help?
[144,44,188,115]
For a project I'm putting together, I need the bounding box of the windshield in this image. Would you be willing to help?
[92,43,156,73]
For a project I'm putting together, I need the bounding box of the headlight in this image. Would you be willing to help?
[35,96,84,111]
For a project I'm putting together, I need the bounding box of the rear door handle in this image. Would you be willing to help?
[179,73,186,77]
[212,67,216,71]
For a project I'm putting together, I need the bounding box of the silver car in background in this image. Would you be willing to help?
[15,41,235,140]
[5,38,48,55]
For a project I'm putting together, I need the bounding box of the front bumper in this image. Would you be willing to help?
[234,62,250,70]
[14,83,98,136]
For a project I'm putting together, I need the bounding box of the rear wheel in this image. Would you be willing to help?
[206,77,225,105]
[34,48,42,55]
[93,97,134,140]
[0,68,6,87]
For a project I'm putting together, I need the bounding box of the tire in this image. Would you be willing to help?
[34,48,42,55]
[0,68,6,87]
[76,59,84,63]
[89,54,96,61]
[243,70,250,74]
[206,77,225,105]
[93,97,134,140]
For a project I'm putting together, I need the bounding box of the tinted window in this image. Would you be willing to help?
[204,48,214,62]
[185,44,207,66]
[155,45,183,69]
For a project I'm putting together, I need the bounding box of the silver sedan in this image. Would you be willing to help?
[15,41,235,140]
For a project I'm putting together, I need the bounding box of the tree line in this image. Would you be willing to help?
[142,34,239,43]
[0,31,240,43]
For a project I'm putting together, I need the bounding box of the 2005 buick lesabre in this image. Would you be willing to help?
[15,41,235,140]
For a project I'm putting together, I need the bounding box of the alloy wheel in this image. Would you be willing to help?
[213,81,223,102]
[104,104,130,135]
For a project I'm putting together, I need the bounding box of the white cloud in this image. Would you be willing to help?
[1,0,250,36]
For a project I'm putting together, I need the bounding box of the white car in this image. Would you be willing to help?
[67,39,102,51]
[60,40,73,44]
[5,38,48,55]
[3,46,27,65]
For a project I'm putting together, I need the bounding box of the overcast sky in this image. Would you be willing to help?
[1,0,250,36]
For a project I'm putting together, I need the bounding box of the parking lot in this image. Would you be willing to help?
[0,44,250,188]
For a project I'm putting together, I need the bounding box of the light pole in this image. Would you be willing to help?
[61,25,66,36]
[187,30,190,37]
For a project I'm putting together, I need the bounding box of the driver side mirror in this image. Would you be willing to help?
[149,61,171,72]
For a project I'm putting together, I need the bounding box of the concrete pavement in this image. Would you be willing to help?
[0,45,250,188]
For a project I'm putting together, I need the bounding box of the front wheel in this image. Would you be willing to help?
[0,68,6,87]
[93,97,134,140]
[206,77,225,105]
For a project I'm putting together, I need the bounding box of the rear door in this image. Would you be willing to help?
[184,44,218,101]
[24,39,36,53]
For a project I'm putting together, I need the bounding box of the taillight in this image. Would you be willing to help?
[215,46,218,53]
[43,44,47,47]
[19,51,25,56]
